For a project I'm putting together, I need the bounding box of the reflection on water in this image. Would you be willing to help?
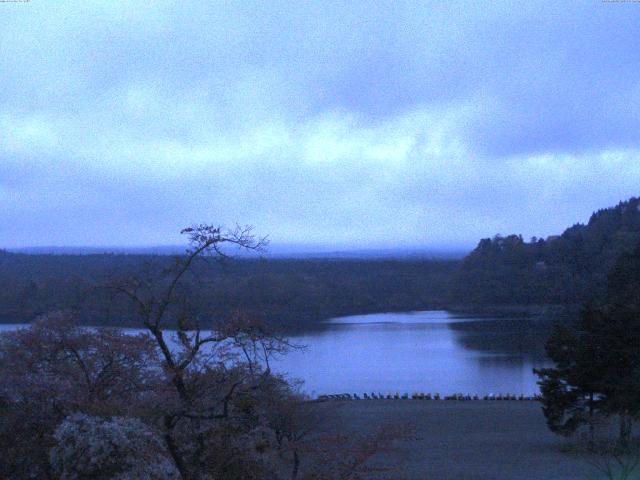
[448,318,552,359]
[271,310,552,397]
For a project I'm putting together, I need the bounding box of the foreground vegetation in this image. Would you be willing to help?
[0,226,407,479]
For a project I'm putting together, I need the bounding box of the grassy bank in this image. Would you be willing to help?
[314,400,599,480]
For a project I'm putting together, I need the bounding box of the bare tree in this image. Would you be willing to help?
[109,225,304,479]
[0,225,408,480]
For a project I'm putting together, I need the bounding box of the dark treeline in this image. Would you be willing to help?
[451,197,640,309]
[0,252,458,329]
[3,196,640,329]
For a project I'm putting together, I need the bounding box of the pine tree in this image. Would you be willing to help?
[535,242,640,447]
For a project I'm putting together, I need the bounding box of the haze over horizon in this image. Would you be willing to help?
[2,1,640,250]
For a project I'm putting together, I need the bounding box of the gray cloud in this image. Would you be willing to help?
[1,1,639,249]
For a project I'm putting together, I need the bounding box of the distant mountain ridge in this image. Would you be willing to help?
[450,197,640,307]
[8,245,467,260]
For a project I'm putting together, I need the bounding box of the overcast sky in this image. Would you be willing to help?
[1,1,639,250]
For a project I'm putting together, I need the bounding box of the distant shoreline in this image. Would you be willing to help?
[0,304,575,330]
[447,303,580,319]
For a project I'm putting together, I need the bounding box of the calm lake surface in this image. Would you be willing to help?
[0,310,553,397]
[271,310,552,397]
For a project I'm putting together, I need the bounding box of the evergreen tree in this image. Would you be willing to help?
[600,243,640,445]
[535,242,640,447]
[534,307,609,440]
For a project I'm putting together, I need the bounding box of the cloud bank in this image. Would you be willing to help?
[1,1,639,249]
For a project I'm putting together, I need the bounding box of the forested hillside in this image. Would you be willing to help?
[0,253,457,329]
[3,197,640,328]
[450,197,640,307]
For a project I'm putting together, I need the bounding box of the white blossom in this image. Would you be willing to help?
[50,414,180,480]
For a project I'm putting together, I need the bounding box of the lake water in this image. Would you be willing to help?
[0,310,553,397]
[271,310,552,397]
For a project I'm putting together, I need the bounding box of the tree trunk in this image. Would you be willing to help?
[588,393,595,451]
[291,450,300,480]
[164,415,190,480]
[618,414,632,450]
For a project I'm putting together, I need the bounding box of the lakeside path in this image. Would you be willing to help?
[318,400,595,480]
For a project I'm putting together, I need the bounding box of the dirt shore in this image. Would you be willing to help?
[317,400,598,480]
